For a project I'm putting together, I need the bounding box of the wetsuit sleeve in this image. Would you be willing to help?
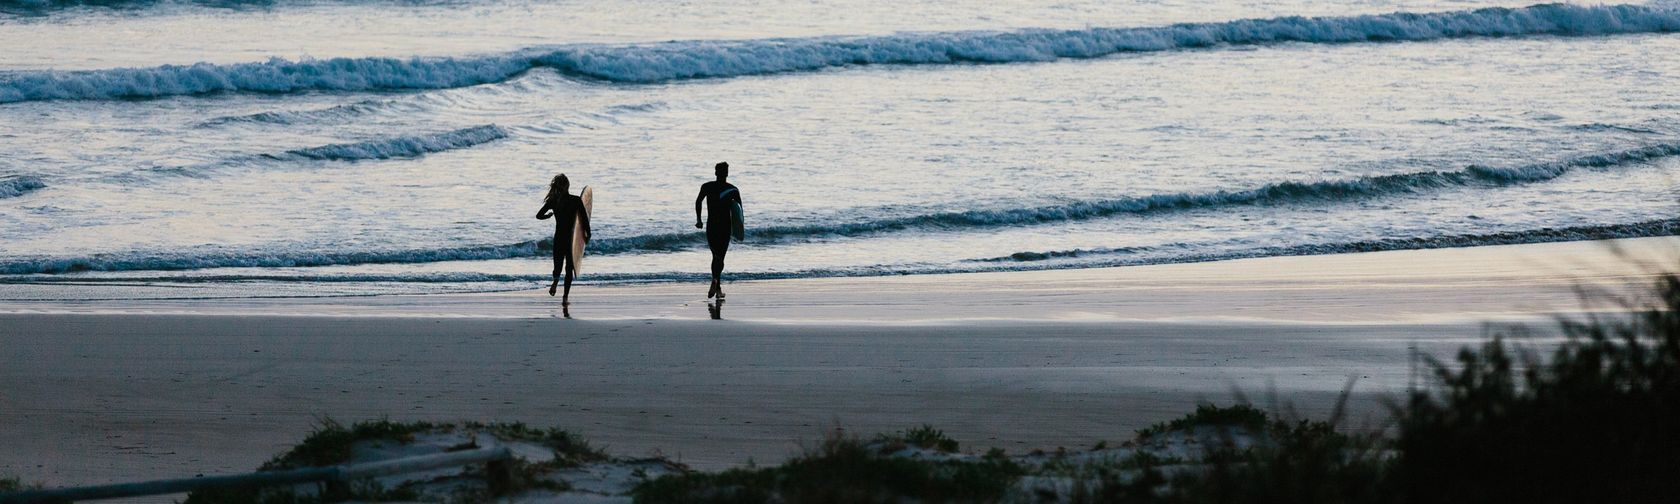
[536,200,554,220]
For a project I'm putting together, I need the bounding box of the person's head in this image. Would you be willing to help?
[715,162,729,181]
[545,174,570,203]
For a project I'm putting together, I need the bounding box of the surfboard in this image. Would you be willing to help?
[729,199,744,241]
[570,186,592,272]
[719,188,744,241]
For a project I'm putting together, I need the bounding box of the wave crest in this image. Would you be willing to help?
[4,4,1676,103]
[0,175,46,198]
[0,55,531,103]
[982,218,1680,265]
[647,142,1680,247]
[197,99,400,126]
[0,239,548,275]
[275,124,508,162]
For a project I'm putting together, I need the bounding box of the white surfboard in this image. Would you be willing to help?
[570,186,592,273]
[720,187,743,241]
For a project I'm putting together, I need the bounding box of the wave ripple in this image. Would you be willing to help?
[275,124,508,162]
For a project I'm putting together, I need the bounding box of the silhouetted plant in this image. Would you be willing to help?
[1394,272,1680,504]
[899,424,961,453]
[1135,403,1270,440]
[0,477,41,492]
[635,428,1021,504]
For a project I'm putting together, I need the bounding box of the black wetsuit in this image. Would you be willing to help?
[538,194,590,278]
[696,181,741,281]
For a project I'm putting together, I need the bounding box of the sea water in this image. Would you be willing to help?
[2,0,1679,299]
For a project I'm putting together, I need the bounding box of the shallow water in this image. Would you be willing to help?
[2,0,1679,299]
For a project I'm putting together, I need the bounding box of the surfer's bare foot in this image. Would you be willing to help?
[716,288,725,300]
[707,283,717,298]
[548,284,557,296]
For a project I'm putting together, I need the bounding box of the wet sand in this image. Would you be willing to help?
[0,237,1673,490]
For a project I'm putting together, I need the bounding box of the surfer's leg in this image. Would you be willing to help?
[708,230,729,297]
[706,247,719,298]
[551,231,574,298]
[549,249,562,296]
[562,256,576,305]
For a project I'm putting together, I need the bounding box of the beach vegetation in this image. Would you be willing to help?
[181,419,599,503]
[0,476,41,492]
[878,424,960,453]
[633,427,1023,503]
[459,421,606,466]
[260,418,438,471]
[1134,403,1269,440]
[1389,272,1680,503]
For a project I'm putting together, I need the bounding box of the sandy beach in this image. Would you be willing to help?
[1,237,1674,490]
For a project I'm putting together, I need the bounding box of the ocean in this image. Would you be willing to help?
[2,0,1679,299]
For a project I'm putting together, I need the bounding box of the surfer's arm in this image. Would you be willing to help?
[694,189,706,228]
[536,202,554,220]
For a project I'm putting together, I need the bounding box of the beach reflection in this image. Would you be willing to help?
[707,299,725,320]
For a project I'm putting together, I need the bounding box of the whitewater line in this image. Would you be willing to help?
[4,141,1675,275]
[6,218,1679,284]
[976,217,1680,266]
[2,3,1677,103]
[116,124,511,181]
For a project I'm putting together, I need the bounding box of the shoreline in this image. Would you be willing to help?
[3,236,1673,323]
[2,237,1675,488]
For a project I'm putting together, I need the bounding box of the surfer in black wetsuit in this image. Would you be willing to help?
[695,162,741,299]
[537,174,590,305]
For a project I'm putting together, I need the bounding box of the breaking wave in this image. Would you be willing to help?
[980,218,1680,266]
[4,3,1677,103]
[577,141,1680,252]
[4,141,1675,275]
[273,124,508,161]
[0,175,46,198]
[8,219,1679,285]
[112,125,508,180]
[0,240,550,275]
[0,0,269,15]
[196,99,407,126]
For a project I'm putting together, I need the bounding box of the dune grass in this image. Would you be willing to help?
[180,419,598,504]
[1134,403,1270,440]
[634,428,1023,504]
[0,477,40,492]
[1391,273,1680,504]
